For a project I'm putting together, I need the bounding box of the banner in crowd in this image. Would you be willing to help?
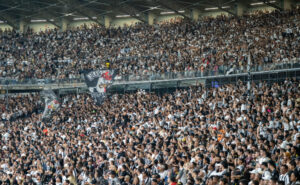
[41,90,60,120]
[84,70,115,104]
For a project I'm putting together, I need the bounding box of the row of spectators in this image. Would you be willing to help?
[0,8,300,80]
[1,79,299,185]
[0,94,43,121]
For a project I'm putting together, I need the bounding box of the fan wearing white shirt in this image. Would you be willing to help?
[279,165,290,185]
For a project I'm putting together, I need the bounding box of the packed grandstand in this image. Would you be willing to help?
[1,79,300,185]
[0,2,300,185]
[0,8,300,81]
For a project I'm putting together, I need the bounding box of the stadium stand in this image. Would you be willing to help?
[0,8,300,81]
[0,0,300,185]
[0,79,300,184]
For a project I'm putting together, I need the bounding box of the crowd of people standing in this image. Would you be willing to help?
[0,8,300,81]
[0,79,299,185]
[0,4,300,185]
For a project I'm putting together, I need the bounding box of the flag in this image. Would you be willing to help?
[41,90,60,120]
[84,70,115,105]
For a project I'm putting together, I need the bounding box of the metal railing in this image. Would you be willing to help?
[0,60,299,85]
[0,77,84,85]
[113,60,300,83]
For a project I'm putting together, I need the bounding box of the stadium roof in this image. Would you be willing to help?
[0,0,283,28]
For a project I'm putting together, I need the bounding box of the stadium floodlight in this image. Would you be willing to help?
[160,10,185,15]
[31,19,47,23]
[115,15,131,18]
[204,6,230,11]
[250,1,276,6]
[160,11,175,15]
[205,7,219,10]
[250,2,264,5]
[73,17,89,20]
[222,6,230,9]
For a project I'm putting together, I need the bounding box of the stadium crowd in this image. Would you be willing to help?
[0,7,300,81]
[1,79,300,185]
[0,94,43,121]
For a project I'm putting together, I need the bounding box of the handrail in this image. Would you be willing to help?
[0,60,299,86]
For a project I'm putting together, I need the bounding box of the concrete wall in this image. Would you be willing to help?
[69,20,95,29]
[111,17,141,27]
[0,24,13,31]
[201,11,229,18]
[29,23,58,32]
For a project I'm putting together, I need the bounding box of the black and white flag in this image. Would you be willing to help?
[84,70,115,104]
